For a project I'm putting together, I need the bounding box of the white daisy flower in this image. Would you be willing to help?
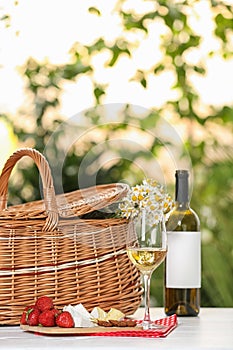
[118,178,174,226]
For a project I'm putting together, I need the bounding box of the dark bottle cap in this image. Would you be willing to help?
[175,169,189,177]
[175,169,189,203]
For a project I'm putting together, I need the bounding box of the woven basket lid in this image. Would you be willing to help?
[57,183,129,217]
[1,183,129,219]
[0,148,129,226]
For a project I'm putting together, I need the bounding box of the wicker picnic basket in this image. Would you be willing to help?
[0,148,142,325]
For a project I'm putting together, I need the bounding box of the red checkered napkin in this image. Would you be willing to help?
[88,314,178,338]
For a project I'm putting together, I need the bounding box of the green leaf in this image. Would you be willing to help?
[94,86,105,104]
[193,65,206,74]
[62,62,92,79]
[153,64,165,74]
[0,15,10,21]
[162,4,187,27]
[122,12,148,32]
[108,42,130,66]
[88,7,101,16]
[214,106,233,123]
[122,11,158,32]
[215,13,233,43]
[140,77,147,88]
[86,38,106,54]
[139,112,160,131]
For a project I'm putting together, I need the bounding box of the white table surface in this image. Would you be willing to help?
[1,308,232,350]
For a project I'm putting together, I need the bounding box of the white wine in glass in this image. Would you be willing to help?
[127,210,167,330]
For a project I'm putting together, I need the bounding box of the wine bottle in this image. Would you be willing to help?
[164,170,201,316]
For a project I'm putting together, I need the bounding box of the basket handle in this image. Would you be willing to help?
[0,148,59,231]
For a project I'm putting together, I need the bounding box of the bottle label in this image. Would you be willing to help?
[166,231,201,288]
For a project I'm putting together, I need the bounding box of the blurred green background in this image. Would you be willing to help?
[0,0,232,307]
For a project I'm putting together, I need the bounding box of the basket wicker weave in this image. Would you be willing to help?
[0,148,142,325]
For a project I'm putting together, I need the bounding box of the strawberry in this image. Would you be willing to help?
[38,309,56,327]
[56,311,74,328]
[51,308,60,317]
[35,296,53,312]
[20,305,37,325]
[27,308,40,326]
[20,311,28,325]
[25,305,36,311]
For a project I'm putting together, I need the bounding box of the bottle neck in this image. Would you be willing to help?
[175,170,190,209]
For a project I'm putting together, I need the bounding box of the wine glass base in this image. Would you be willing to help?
[142,321,165,330]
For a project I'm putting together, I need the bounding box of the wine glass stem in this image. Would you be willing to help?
[143,272,152,326]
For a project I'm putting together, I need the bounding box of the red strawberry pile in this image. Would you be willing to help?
[20,296,74,328]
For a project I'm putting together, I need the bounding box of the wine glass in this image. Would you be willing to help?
[126,209,167,330]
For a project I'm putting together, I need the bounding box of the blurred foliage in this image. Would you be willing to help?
[1,0,233,307]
